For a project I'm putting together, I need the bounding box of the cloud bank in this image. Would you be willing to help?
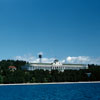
[15,55,100,65]
[66,56,100,64]
[15,55,55,63]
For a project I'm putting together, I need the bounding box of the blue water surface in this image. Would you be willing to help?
[0,83,100,100]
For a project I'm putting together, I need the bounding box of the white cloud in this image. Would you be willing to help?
[15,55,55,63]
[60,59,66,64]
[66,56,100,64]
[38,52,43,55]
[31,58,55,63]
[15,55,35,63]
[14,54,100,65]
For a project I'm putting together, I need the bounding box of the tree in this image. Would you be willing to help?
[0,75,3,83]
[31,77,36,83]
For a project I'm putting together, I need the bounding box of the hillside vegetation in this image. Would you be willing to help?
[0,60,100,84]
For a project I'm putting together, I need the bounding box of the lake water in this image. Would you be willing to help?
[0,83,100,100]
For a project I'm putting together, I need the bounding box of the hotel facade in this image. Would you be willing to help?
[22,59,88,72]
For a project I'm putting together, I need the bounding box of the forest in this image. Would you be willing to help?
[0,60,100,84]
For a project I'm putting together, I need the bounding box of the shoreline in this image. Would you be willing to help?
[0,81,100,86]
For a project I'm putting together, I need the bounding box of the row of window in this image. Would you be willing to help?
[27,66,86,71]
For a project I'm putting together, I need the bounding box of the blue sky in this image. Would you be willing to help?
[0,0,100,64]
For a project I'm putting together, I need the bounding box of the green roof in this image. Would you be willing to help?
[30,63,84,65]
[31,63,52,65]
[63,64,84,65]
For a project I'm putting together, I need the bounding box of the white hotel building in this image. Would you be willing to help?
[22,59,88,72]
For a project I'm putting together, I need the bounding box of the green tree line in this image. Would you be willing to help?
[0,60,100,84]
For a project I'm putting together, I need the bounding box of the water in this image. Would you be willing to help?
[0,83,100,100]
